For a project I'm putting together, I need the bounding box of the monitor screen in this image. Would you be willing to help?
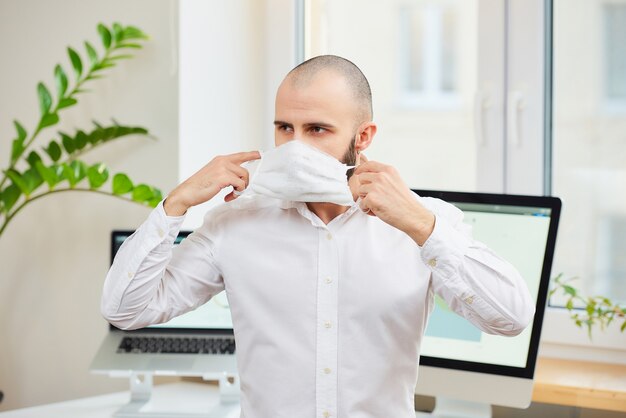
[414,190,561,380]
[111,231,234,331]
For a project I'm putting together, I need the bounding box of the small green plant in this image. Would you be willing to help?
[549,273,626,338]
[0,23,162,237]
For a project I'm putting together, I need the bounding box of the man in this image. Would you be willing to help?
[101,55,534,418]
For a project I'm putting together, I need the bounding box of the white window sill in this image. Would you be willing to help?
[539,307,626,365]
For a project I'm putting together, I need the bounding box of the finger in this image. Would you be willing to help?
[224,190,237,202]
[359,153,369,163]
[227,163,250,186]
[229,151,262,164]
[357,182,375,197]
[357,172,379,185]
[230,176,246,192]
[353,160,390,175]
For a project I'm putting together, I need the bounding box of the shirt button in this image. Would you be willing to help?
[427,258,437,267]
[324,321,332,329]
[324,277,333,284]
[323,412,331,418]
[127,272,133,279]
[326,232,333,240]
[465,296,474,304]
[158,228,165,238]
[323,368,332,374]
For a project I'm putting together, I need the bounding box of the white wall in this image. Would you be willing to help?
[0,0,179,410]
[178,0,291,228]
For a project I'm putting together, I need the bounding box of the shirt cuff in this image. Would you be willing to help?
[419,213,472,281]
[141,200,186,251]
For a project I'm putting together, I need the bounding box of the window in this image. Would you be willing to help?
[304,0,482,192]
[550,0,626,306]
[604,3,626,105]
[399,2,461,108]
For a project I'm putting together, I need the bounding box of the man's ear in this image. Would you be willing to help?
[356,121,377,153]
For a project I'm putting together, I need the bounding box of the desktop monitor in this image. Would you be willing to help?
[412,190,561,417]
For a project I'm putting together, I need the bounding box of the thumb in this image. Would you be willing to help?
[359,153,369,163]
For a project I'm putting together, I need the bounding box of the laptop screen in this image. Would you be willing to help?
[111,231,234,331]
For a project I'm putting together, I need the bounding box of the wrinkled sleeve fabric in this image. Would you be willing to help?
[101,200,225,330]
[418,196,535,336]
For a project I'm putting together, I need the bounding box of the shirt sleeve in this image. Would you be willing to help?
[100,200,225,330]
[417,197,535,336]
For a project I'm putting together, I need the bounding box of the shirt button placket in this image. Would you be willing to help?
[316,227,338,418]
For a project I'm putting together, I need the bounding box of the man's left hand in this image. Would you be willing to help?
[351,155,435,246]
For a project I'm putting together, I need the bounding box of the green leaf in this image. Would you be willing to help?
[97,23,112,49]
[84,41,98,66]
[67,47,82,78]
[57,97,77,110]
[60,161,87,188]
[0,184,21,212]
[54,64,68,98]
[14,120,27,141]
[565,299,574,310]
[117,43,142,49]
[70,160,87,183]
[10,138,25,165]
[22,167,43,194]
[74,130,88,150]
[112,173,133,195]
[112,22,123,44]
[563,285,577,297]
[60,133,75,154]
[132,184,154,202]
[621,321,626,332]
[35,161,60,189]
[121,26,149,40]
[87,163,109,189]
[37,82,52,115]
[5,169,30,196]
[38,113,59,130]
[26,151,42,168]
[45,140,62,162]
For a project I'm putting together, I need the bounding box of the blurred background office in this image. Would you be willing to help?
[0,0,625,416]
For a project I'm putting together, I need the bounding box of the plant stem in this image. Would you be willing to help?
[0,187,138,236]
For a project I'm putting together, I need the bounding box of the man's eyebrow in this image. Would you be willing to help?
[273,121,337,130]
[303,122,336,130]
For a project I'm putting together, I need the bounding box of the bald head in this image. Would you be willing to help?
[285,55,373,126]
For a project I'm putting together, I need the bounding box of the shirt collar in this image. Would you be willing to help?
[280,199,361,228]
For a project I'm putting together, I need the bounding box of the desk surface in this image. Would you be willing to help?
[2,358,626,416]
[0,382,240,418]
[532,357,626,412]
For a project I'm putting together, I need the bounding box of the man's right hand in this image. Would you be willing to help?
[163,151,261,216]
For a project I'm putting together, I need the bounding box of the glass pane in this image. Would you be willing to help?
[551,0,626,304]
[306,0,479,192]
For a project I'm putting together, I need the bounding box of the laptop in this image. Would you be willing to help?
[90,230,238,377]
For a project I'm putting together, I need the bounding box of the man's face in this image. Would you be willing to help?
[274,70,359,164]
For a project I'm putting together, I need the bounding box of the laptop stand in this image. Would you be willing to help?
[112,371,240,417]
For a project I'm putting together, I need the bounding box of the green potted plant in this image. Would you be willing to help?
[549,273,626,338]
[0,22,161,237]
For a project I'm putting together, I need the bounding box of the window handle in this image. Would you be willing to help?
[474,90,492,146]
[507,90,526,147]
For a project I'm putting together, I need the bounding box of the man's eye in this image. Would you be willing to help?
[278,125,293,132]
[310,126,326,134]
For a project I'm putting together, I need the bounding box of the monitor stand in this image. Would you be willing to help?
[415,396,492,418]
[112,371,240,418]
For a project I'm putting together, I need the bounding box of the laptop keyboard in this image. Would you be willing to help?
[117,336,236,354]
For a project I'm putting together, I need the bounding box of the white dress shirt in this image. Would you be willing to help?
[101,195,534,418]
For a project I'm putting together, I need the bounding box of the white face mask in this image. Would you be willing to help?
[237,139,356,206]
